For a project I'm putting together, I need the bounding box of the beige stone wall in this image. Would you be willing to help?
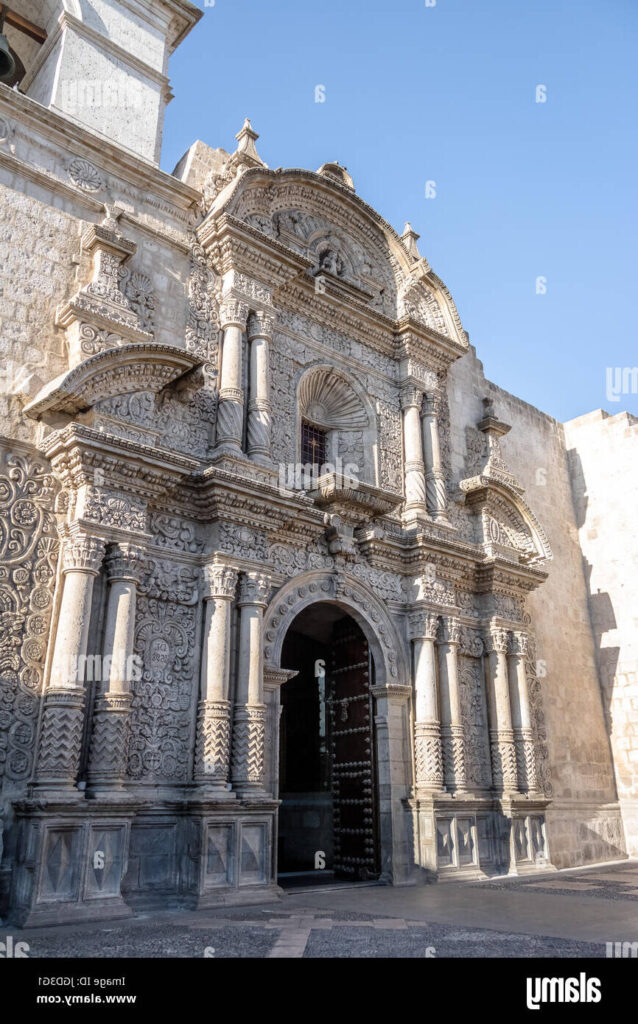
[0,183,79,443]
[448,347,625,867]
[564,409,638,854]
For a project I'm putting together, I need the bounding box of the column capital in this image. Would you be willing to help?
[509,630,530,657]
[422,391,443,418]
[484,627,510,655]
[400,384,424,411]
[219,298,249,330]
[439,616,461,646]
[247,310,275,340]
[62,533,106,576]
[203,564,239,601]
[237,571,271,607]
[105,542,146,583]
[408,609,439,641]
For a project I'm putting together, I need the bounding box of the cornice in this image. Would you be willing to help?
[43,423,198,500]
[199,212,314,286]
[0,86,199,211]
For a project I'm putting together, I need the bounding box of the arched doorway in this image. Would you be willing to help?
[277,602,381,886]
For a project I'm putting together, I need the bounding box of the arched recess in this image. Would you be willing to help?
[263,570,408,685]
[262,570,414,885]
[295,363,379,485]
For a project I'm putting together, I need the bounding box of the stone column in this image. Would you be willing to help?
[484,627,519,794]
[421,391,448,521]
[508,631,540,794]
[409,611,444,792]
[215,299,249,455]
[401,385,427,513]
[194,564,238,793]
[35,532,105,790]
[437,616,467,792]
[231,571,271,795]
[247,311,274,465]
[87,543,145,791]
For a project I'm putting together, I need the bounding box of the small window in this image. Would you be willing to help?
[301,420,327,470]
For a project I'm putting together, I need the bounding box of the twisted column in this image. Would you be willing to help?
[401,385,427,512]
[421,392,448,521]
[508,631,540,794]
[36,531,105,789]
[247,311,274,465]
[194,564,238,791]
[409,610,444,792]
[437,616,467,792]
[484,627,519,794]
[231,571,271,794]
[215,299,249,455]
[87,543,145,790]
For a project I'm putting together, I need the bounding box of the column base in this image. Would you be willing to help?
[9,798,138,928]
[191,784,237,802]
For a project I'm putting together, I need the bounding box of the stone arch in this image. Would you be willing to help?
[295,363,379,484]
[25,344,199,418]
[263,570,410,689]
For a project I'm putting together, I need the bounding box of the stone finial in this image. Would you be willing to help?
[232,118,265,168]
[400,222,422,260]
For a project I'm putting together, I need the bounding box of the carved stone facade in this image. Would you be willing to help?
[0,0,632,925]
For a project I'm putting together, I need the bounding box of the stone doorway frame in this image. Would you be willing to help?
[262,571,414,886]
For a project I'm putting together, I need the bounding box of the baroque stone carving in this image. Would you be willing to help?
[67,157,105,192]
[128,560,199,781]
[0,443,59,784]
[149,511,202,554]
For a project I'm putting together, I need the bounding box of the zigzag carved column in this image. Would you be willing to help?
[215,299,249,455]
[400,385,428,514]
[408,610,444,792]
[508,631,540,794]
[35,529,106,792]
[484,627,519,794]
[231,571,271,796]
[437,616,467,792]
[194,564,238,792]
[421,391,449,522]
[87,543,145,791]
[247,311,274,465]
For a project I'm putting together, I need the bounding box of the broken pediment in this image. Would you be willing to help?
[24,343,200,419]
[458,398,552,565]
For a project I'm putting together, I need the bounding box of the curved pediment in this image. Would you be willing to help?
[206,167,467,344]
[460,473,553,566]
[25,344,200,418]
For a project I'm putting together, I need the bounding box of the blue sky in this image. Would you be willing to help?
[162,0,638,423]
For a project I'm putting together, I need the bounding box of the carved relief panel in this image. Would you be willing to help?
[0,441,59,791]
[128,559,200,783]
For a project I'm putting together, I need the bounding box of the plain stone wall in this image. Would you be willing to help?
[564,409,638,854]
[448,347,624,868]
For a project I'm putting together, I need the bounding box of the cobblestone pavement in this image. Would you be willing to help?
[2,860,637,959]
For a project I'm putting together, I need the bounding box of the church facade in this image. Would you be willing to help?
[0,0,635,927]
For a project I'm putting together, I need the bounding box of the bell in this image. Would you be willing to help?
[0,33,16,84]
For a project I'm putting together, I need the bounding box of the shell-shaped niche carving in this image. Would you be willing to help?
[298,367,369,430]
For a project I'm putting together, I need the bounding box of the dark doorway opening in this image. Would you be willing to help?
[278,603,380,887]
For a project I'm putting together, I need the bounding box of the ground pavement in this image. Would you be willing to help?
[3,859,638,958]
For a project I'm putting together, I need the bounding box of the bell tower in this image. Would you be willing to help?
[1,0,201,164]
